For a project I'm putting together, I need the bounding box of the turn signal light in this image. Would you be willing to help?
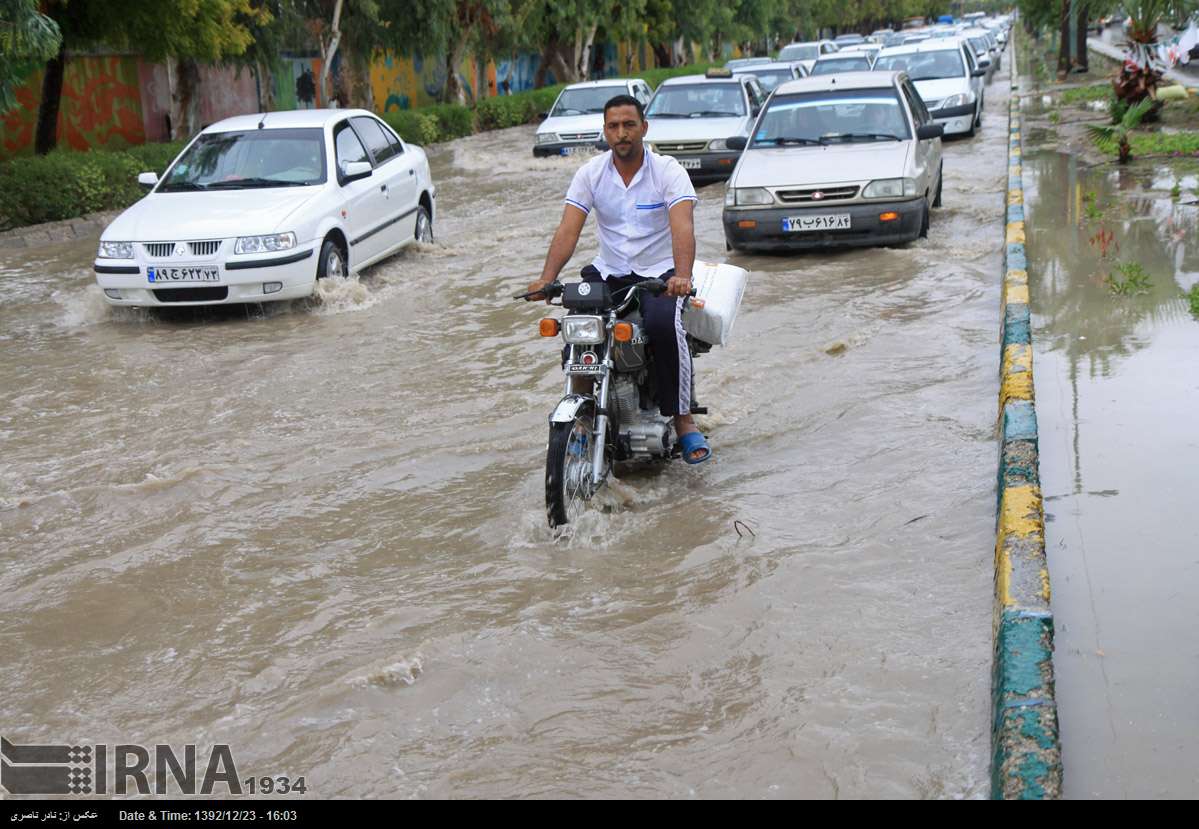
[737,219,757,229]
[613,322,633,342]
[539,318,560,337]
[879,211,900,222]
[689,298,706,310]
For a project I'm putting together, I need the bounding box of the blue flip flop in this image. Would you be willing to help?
[679,431,712,465]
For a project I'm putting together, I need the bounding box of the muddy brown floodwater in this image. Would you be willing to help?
[1,69,1012,798]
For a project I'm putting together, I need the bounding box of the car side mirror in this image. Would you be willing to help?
[340,160,372,183]
[916,123,944,140]
[727,135,748,152]
[537,112,548,121]
[972,68,987,77]
[137,171,158,188]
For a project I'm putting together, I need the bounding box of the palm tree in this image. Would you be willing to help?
[1086,97,1155,162]
[1114,0,1198,106]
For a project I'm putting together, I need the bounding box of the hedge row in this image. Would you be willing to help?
[0,142,185,230]
[0,63,718,230]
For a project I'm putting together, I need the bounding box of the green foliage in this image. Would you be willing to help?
[1083,190,1105,220]
[1059,84,1110,106]
[1128,131,1199,156]
[123,141,188,174]
[1171,181,1183,200]
[0,147,168,228]
[0,0,62,112]
[383,110,441,145]
[1048,109,1061,124]
[640,62,719,88]
[1087,97,1155,161]
[1109,92,1129,124]
[1188,283,1199,317]
[1105,261,1153,295]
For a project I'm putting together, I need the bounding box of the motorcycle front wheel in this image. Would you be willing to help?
[545,408,597,528]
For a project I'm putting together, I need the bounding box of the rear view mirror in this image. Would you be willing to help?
[916,123,944,140]
[137,171,158,188]
[727,135,748,151]
[341,161,372,182]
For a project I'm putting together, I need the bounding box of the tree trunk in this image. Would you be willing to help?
[577,22,598,80]
[653,42,671,68]
[168,57,201,141]
[1058,0,1072,78]
[1074,1,1089,72]
[34,42,66,155]
[319,0,344,107]
[444,36,470,105]
[256,60,276,112]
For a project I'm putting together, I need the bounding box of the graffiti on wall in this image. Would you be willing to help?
[1,55,145,157]
[371,52,480,111]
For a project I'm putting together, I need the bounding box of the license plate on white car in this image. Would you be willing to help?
[678,158,702,170]
[560,146,593,156]
[782,214,851,232]
[147,266,220,283]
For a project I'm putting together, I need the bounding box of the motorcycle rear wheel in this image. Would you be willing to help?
[546,408,596,528]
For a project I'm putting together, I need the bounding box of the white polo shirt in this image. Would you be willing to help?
[564,149,697,279]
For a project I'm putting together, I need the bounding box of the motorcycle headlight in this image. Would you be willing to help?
[733,187,774,206]
[97,241,134,259]
[708,138,729,151]
[862,178,917,199]
[537,132,559,145]
[235,232,296,255]
[562,315,604,344]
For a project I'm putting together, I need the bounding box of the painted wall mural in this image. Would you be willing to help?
[0,41,664,158]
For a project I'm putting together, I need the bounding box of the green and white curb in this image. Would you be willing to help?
[991,79,1062,800]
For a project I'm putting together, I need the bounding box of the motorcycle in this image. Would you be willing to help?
[515,278,710,528]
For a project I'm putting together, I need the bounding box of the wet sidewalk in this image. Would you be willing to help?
[1021,147,1199,797]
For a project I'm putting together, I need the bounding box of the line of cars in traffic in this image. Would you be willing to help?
[90,17,1008,307]
[532,14,1010,251]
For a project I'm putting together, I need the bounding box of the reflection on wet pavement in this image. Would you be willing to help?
[1024,149,1199,798]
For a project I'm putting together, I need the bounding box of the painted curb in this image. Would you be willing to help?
[991,38,1062,800]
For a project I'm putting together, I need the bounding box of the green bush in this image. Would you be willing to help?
[422,103,475,140]
[0,148,159,229]
[383,110,440,145]
[641,62,717,89]
[124,140,187,174]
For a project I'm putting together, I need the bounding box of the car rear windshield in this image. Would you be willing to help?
[874,49,965,80]
[551,87,621,117]
[159,128,326,192]
[748,70,794,91]
[810,57,872,75]
[778,44,819,61]
[646,84,745,118]
[750,88,911,147]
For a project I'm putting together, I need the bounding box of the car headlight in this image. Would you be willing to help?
[729,187,774,206]
[562,315,605,344]
[537,133,559,145]
[97,241,133,259]
[939,93,974,109]
[708,139,729,151]
[862,178,917,199]
[235,232,297,255]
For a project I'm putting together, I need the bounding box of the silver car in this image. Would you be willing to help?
[721,71,944,252]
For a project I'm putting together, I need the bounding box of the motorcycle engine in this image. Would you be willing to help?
[611,376,670,458]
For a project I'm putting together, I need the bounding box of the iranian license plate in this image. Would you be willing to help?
[782,214,851,232]
[147,265,220,283]
[560,146,593,156]
[679,158,702,170]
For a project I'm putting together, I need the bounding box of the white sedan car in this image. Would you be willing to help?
[94,109,435,306]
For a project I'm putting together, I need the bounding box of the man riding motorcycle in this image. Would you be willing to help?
[525,93,711,464]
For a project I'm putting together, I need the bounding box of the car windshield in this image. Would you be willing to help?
[158,128,326,192]
[551,87,620,116]
[646,84,745,118]
[749,70,794,91]
[750,88,911,147]
[778,44,819,61]
[874,49,965,80]
[810,57,872,75]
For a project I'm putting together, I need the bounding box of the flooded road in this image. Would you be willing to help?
[1,72,1011,798]
[1022,150,1199,798]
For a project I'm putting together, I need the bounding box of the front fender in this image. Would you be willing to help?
[550,394,594,424]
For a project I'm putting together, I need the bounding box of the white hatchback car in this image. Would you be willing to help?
[533,78,652,157]
[722,71,944,251]
[873,40,987,136]
[94,109,436,306]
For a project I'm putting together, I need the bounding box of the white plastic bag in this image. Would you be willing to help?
[682,260,748,346]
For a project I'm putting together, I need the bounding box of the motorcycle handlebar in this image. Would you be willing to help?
[513,280,698,302]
